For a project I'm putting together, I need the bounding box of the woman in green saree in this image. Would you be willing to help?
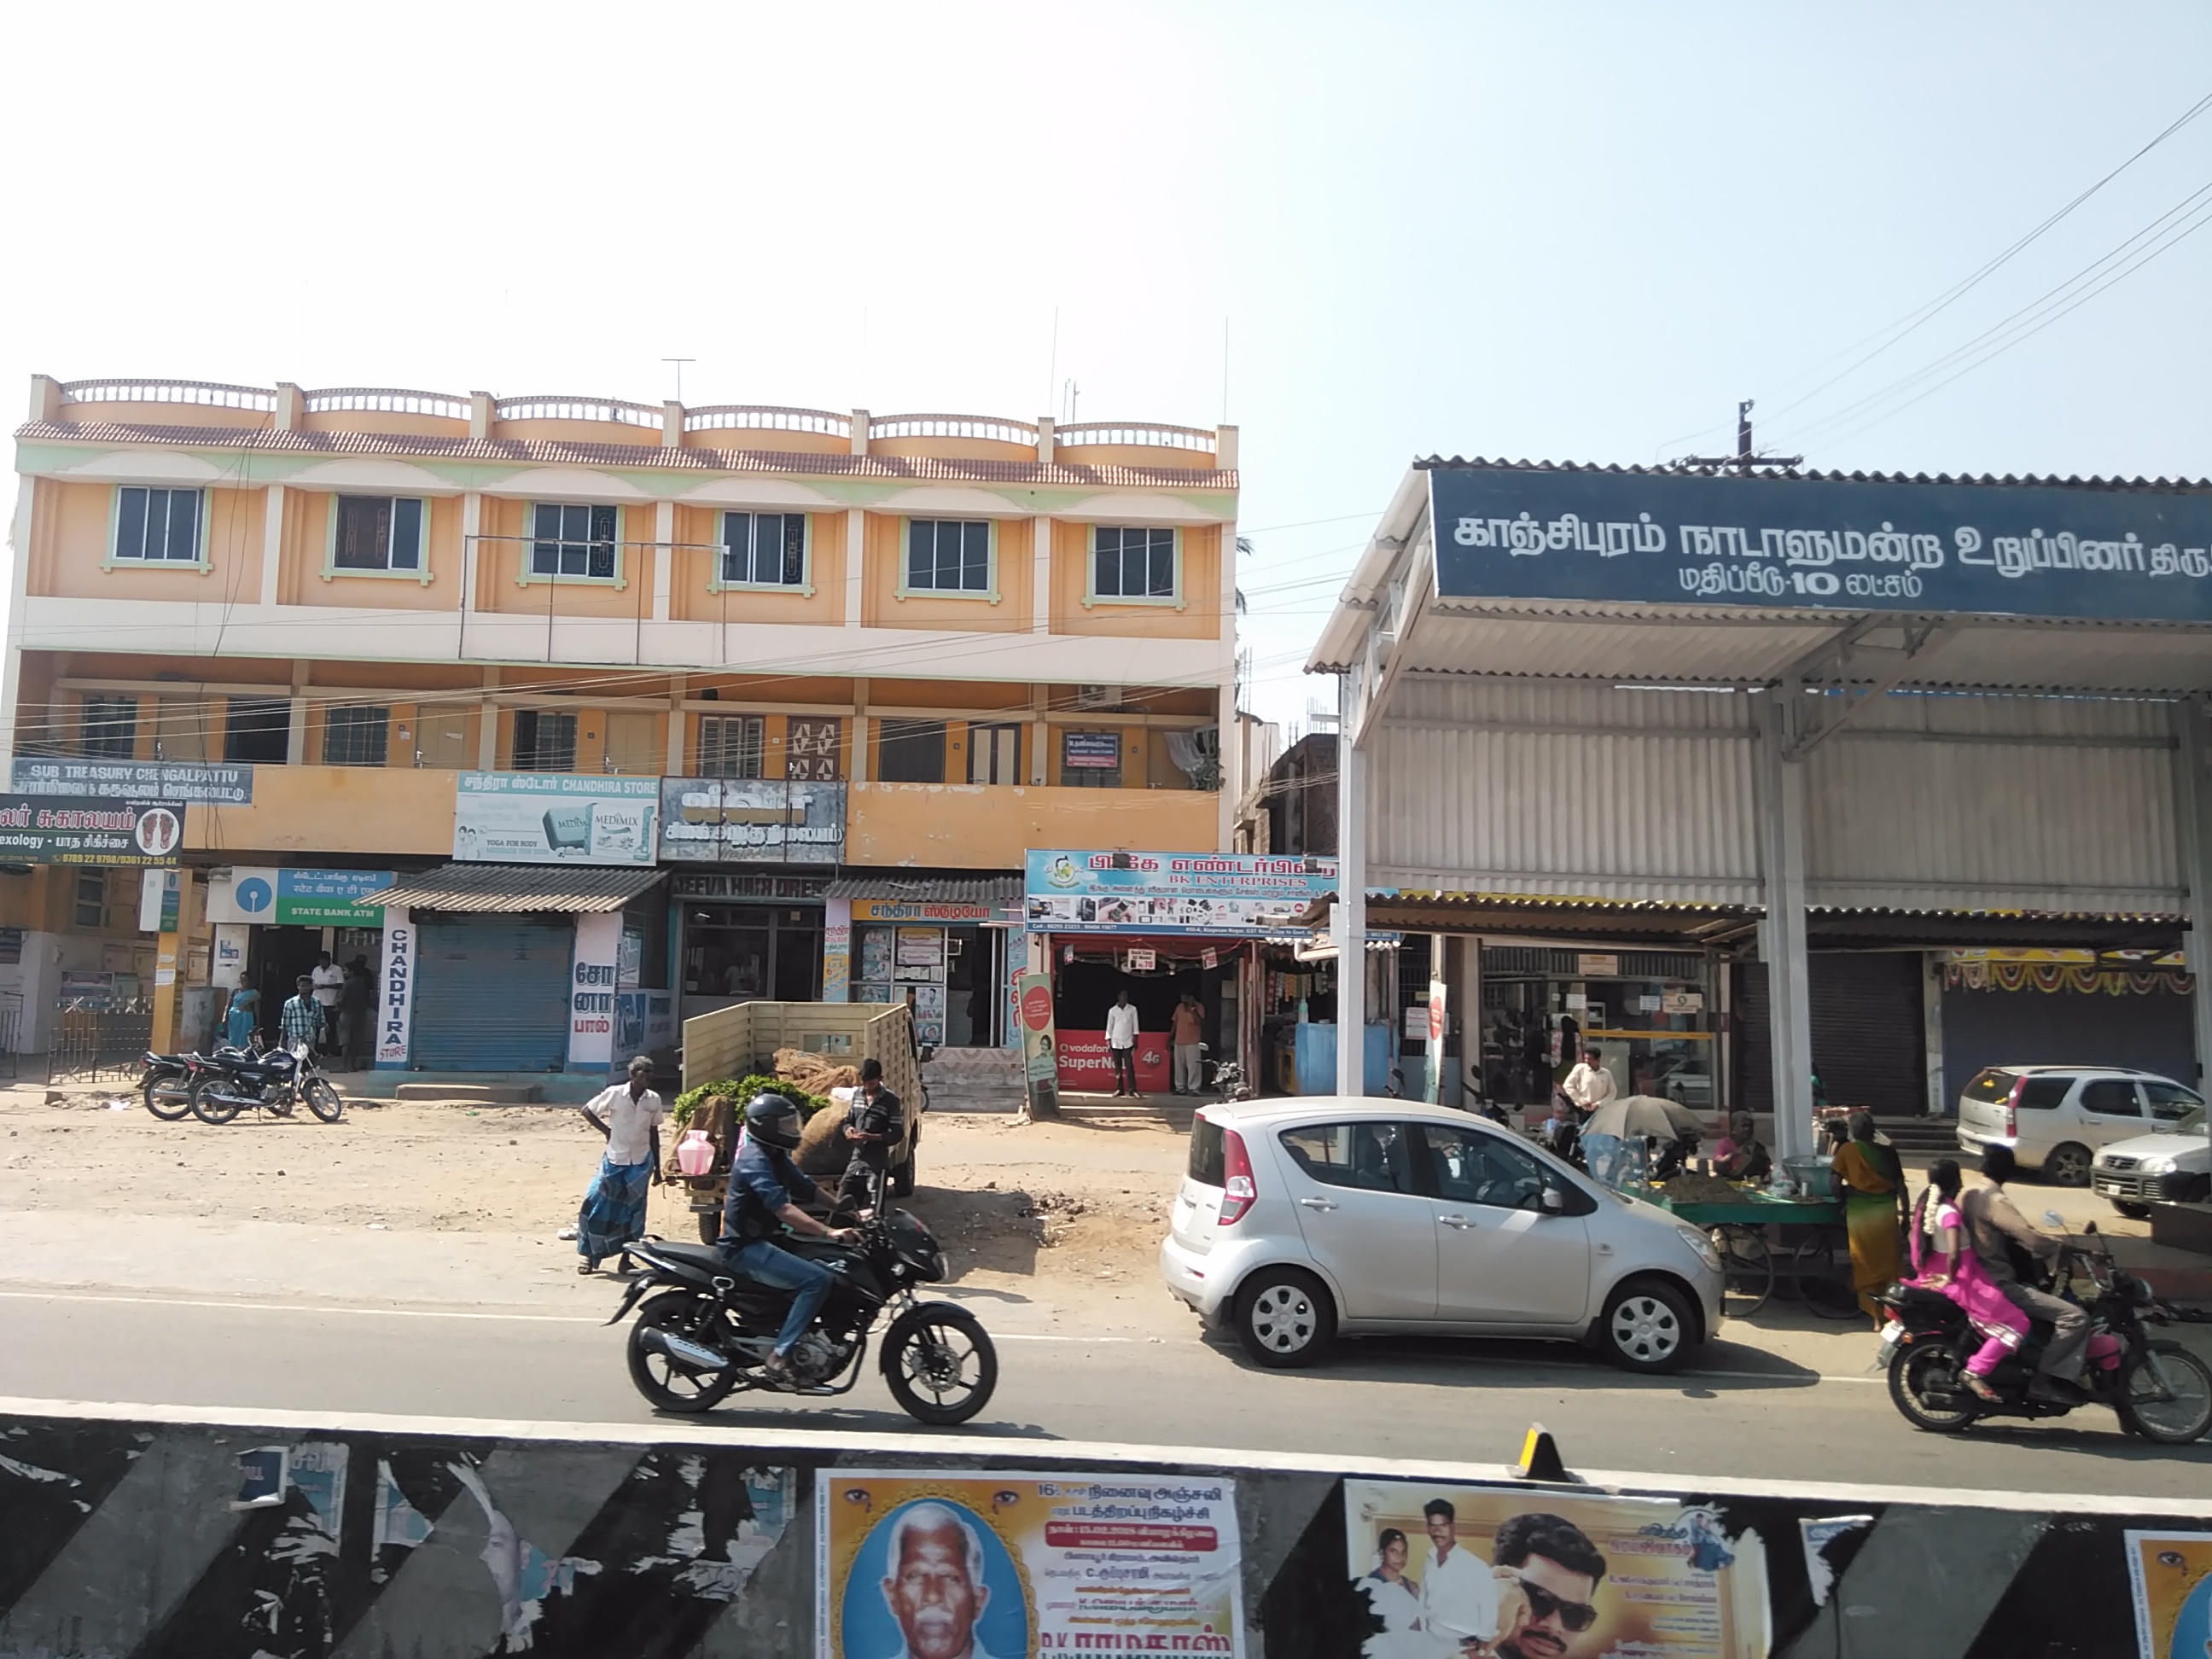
[1831,1109,1906,1329]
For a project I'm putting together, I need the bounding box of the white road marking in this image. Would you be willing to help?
[0,1288,1133,1340]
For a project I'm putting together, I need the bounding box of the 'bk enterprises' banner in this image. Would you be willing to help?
[0,795,183,864]
[1430,463,2212,622]
[453,772,657,865]
[818,1470,1242,1659]
[1026,850,1336,936]
[1344,1479,1768,1659]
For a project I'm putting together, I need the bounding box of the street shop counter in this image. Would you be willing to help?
[1648,1189,1843,1229]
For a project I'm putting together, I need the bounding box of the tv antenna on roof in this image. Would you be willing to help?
[1674,400,1802,473]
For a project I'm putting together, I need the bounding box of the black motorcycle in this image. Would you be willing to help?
[606,1206,998,1426]
[139,1049,206,1121]
[1879,1219,2212,1445]
[189,1040,345,1126]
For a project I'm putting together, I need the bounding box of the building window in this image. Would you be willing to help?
[73,871,106,929]
[969,723,1022,785]
[529,503,619,579]
[1060,728,1121,787]
[787,717,841,781]
[323,705,389,766]
[904,520,991,594]
[113,486,204,563]
[513,709,579,771]
[720,512,807,587]
[79,696,138,759]
[1092,526,1177,600]
[699,715,765,779]
[333,496,426,573]
[878,719,946,783]
[224,699,292,764]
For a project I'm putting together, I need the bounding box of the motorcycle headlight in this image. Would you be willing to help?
[1675,1224,1722,1273]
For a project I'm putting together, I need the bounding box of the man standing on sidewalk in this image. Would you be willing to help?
[279,975,320,1052]
[311,951,346,1055]
[1105,990,1140,1097]
[1170,992,1204,1096]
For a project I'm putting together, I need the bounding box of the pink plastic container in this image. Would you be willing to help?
[675,1129,716,1177]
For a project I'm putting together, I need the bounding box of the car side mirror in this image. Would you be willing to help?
[1541,1187,1565,1214]
[2041,1209,2066,1229]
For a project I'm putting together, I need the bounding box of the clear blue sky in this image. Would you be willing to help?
[6,3,2208,727]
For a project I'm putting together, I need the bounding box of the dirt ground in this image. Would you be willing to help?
[0,1086,1189,1295]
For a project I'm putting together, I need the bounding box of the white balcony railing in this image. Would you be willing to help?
[1055,422,1217,454]
[869,412,1039,445]
[684,405,853,439]
[495,395,663,429]
[60,379,276,413]
[303,387,471,421]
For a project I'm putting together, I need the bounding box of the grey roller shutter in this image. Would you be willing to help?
[410,918,573,1071]
[1808,953,1925,1116]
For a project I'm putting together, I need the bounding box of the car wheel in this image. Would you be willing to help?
[1598,1278,1695,1374]
[1232,1267,1336,1368]
[2110,1199,2154,1221]
[2043,1143,2093,1187]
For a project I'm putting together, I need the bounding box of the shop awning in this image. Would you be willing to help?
[359,863,667,913]
[824,874,1023,907]
[1291,891,1758,948]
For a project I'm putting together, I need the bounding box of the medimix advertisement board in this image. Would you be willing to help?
[0,795,183,865]
[1430,464,2212,620]
[453,773,658,865]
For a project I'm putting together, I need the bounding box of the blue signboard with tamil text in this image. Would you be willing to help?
[1429,465,2212,623]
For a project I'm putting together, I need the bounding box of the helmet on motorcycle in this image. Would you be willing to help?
[743,1091,803,1150]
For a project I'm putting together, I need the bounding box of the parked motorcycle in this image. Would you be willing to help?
[139,1049,206,1121]
[189,1040,345,1126]
[1879,1215,2212,1445]
[1201,1045,1253,1102]
[606,1205,998,1425]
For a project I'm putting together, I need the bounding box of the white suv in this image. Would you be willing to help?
[1156,1097,1724,1374]
[2093,1104,2210,1219]
[1956,1066,2203,1187]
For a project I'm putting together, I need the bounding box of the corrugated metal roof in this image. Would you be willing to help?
[362,863,667,912]
[1414,455,2212,492]
[824,874,1022,905]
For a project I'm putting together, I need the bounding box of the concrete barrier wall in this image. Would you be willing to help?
[0,1401,2201,1659]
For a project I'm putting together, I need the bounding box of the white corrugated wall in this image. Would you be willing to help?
[1371,678,1761,902]
[1367,677,2183,915]
[1803,692,2180,912]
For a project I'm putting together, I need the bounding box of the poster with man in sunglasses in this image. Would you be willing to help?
[1344,1481,1769,1659]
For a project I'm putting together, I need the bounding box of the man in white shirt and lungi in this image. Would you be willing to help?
[1103,991,1141,1097]
[1418,1497,1498,1656]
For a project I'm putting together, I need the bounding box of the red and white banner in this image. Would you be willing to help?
[1056,1029,1172,1093]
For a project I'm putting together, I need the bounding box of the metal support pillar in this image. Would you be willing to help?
[1333,674,1368,1096]
[2172,696,2212,1086]
[1755,694,1816,1163]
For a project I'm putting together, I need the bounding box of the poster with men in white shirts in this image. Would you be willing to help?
[1344,1481,1767,1659]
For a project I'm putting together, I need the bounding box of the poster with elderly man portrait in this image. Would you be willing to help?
[1342,1481,1768,1659]
[817,1471,1243,1658]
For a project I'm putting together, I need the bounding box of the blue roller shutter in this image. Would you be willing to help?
[410,918,573,1071]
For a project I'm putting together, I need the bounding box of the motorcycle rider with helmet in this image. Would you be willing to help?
[719,1092,858,1388]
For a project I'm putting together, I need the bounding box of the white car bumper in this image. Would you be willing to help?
[1158,1231,1278,1325]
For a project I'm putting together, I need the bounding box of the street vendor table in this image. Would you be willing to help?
[1650,1189,1855,1318]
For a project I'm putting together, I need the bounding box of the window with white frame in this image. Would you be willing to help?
[334,496,426,573]
[530,503,619,579]
[905,520,991,593]
[1092,526,1176,600]
[721,512,806,586]
[113,486,204,563]
[698,715,765,779]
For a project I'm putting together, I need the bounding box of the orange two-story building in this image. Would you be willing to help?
[5,375,1238,1076]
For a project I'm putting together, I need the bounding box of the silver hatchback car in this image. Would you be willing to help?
[1157,1097,1725,1374]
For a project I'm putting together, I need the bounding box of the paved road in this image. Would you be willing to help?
[4,1287,2206,1499]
